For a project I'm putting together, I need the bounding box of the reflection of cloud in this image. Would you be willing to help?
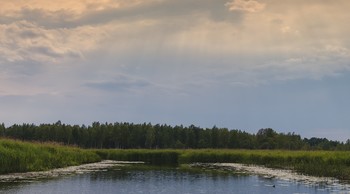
[226,0,265,13]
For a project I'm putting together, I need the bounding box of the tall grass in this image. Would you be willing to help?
[95,149,178,166]
[178,149,350,180]
[96,149,350,180]
[1,138,349,181]
[0,138,101,174]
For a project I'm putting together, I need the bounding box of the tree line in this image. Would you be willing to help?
[0,121,348,150]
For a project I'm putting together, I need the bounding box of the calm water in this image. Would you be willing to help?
[0,166,347,194]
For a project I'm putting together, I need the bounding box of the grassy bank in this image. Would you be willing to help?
[0,138,101,174]
[178,149,350,180]
[96,149,350,180]
[1,139,349,181]
[94,149,178,166]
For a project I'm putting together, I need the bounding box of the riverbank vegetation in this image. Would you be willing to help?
[95,149,350,180]
[0,138,100,174]
[177,149,350,180]
[1,122,349,150]
[1,138,350,180]
[1,121,350,180]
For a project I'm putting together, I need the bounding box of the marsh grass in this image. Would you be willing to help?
[1,138,349,181]
[0,138,100,174]
[96,149,350,180]
[95,149,178,166]
[179,149,350,180]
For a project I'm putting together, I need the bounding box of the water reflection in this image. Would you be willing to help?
[0,165,347,194]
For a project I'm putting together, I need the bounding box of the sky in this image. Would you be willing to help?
[0,0,350,141]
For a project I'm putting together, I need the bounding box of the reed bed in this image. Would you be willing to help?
[96,149,350,180]
[95,149,178,165]
[0,138,100,174]
[1,138,349,181]
[177,149,350,180]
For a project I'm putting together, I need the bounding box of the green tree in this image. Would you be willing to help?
[145,125,155,148]
[256,128,277,149]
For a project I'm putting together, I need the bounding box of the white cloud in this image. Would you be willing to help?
[323,45,350,58]
[0,0,138,17]
[0,20,107,72]
[225,0,265,13]
[0,0,350,140]
[1,0,350,93]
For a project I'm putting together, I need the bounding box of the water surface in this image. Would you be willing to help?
[0,166,347,194]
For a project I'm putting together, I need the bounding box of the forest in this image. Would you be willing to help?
[0,121,348,150]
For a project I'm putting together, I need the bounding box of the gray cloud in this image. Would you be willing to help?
[226,0,265,13]
[84,75,152,92]
[5,0,349,86]
[0,60,43,76]
[1,21,70,60]
[0,20,100,78]
[1,0,350,142]
[0,0,243,29]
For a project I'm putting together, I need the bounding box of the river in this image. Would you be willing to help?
[0,164,348,194]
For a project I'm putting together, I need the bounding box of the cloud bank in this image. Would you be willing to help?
[226,0,265,13]
[1,0,350,141]
[1,0,350,96]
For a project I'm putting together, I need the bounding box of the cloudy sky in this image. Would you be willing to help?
[1,0,350,141]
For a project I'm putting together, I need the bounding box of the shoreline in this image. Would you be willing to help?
[0,160,142,183]
[195,163,350,190]
[1,160,350,191]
